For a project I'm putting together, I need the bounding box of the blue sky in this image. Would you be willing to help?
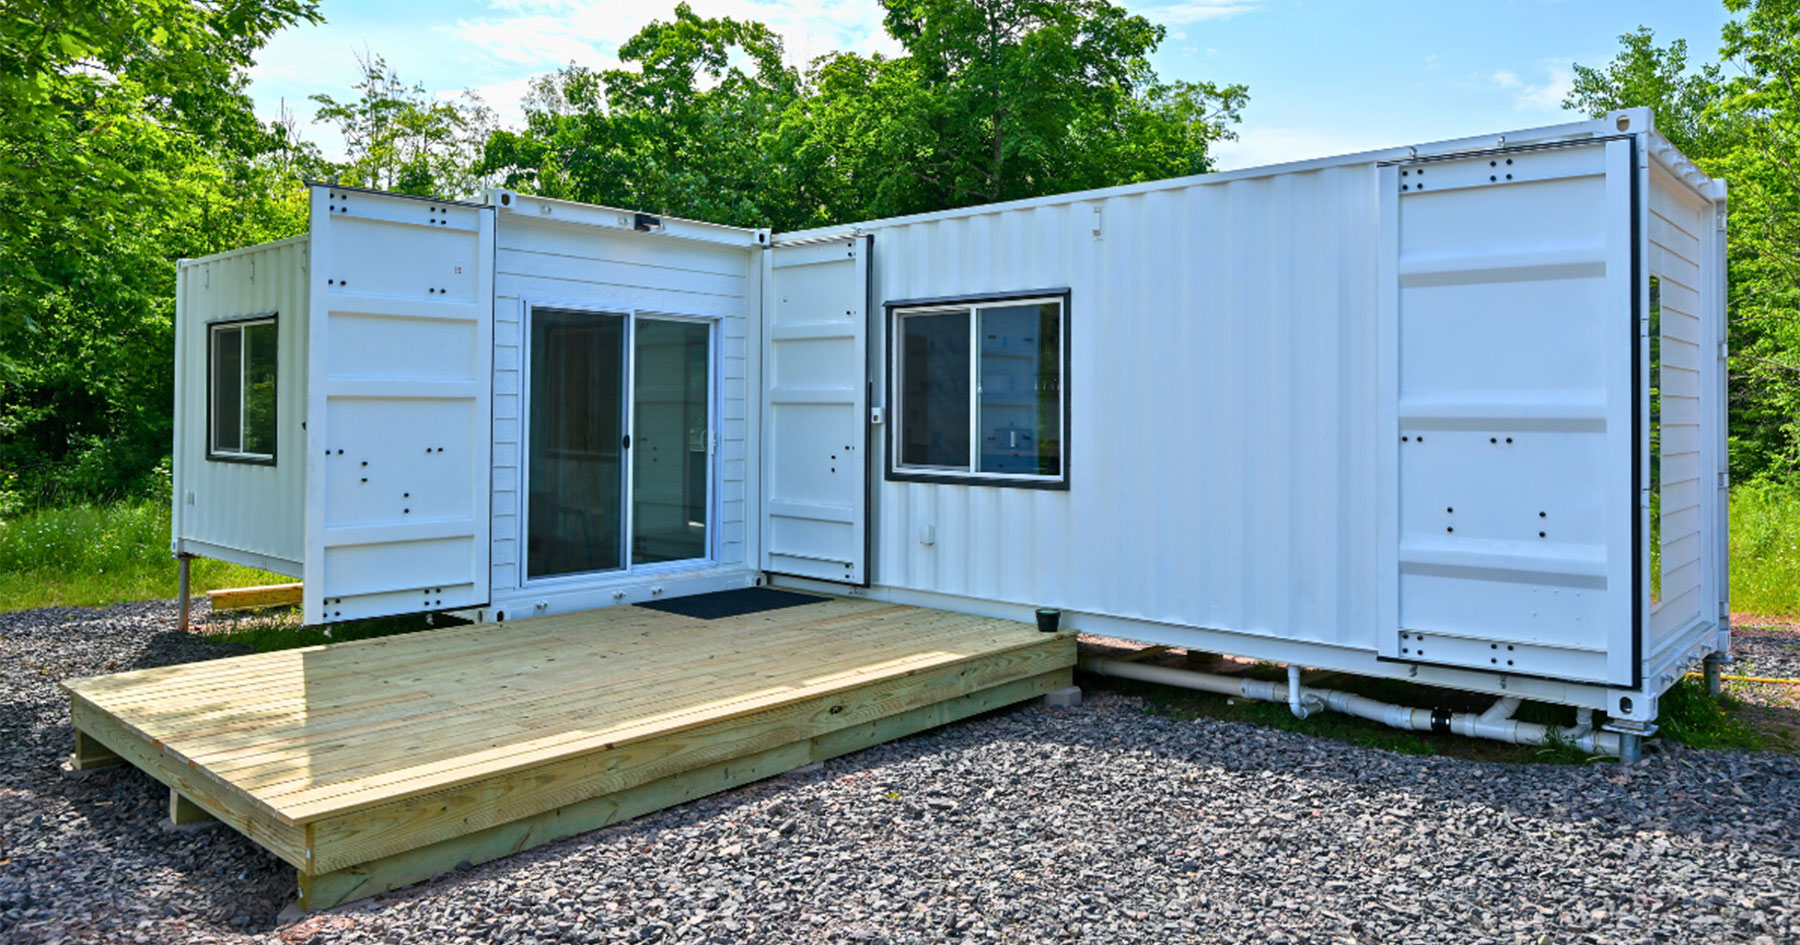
[247,0,1736,170]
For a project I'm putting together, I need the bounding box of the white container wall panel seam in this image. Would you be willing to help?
[172,236,309,573]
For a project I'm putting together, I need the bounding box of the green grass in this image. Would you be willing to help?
[1655,675,1772,751]
[204,608,452,652]
[0,501,287,610]
[1730,480,1800,616]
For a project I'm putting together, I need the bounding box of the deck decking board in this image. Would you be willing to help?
[76,602,932,712]
[128,614,1027,779]
[257,630,1061,813]
[61,597,1075,911]
[111,609,1022,766]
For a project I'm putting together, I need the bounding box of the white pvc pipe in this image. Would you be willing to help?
[1081,657,1623,756]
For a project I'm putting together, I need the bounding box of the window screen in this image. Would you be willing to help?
[890,294,1066,487]
[209,317,278,462]
[1648,276,1661,606]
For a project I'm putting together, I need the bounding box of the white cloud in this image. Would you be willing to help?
[1209,125,1392,171]
[450,0,898,76]
[1136,0,1265,24]
[1490,63,1572,112]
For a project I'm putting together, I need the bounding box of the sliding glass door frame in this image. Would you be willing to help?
[519,300,720,588]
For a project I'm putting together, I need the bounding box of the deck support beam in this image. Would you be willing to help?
[169,788,218,828]
[69,729,122,772]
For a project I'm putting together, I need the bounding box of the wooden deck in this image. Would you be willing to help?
[61,596,1074,911]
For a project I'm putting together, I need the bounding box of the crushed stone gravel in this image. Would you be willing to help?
[4,599,1798,945]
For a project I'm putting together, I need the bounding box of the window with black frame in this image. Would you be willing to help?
[890,294,1066,487]
[209,316,278,463]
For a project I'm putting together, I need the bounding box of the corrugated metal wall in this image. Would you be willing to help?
[172,236,309,572]
[866,165,1383,651]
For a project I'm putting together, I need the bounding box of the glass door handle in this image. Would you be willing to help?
[622,434,631,449]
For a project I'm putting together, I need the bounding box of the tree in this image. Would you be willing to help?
[0,1,320,508]
[482,3,801,227]
[484,0,1245,230]
[866,0,1245,206]
[1567,8,1800,481]
[1566,27,1731,157]
[310,52,495,197]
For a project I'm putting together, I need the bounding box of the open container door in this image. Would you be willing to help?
[1377,137,1639,686]
[761,236,871,584]
[303,185,495,624]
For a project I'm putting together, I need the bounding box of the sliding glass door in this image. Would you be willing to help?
[526,308,713,582]
[631,318,711,565]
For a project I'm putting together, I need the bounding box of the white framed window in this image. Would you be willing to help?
[208,315,279,463]
[887,291,1068,488]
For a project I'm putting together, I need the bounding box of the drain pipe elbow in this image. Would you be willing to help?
[1287,665,1312,720]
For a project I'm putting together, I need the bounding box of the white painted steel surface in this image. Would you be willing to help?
[854,161,1384,648]
[761,236,871,584]
[172,237,310,574]
[772,108,1727,720]
[484,194,763,619]
[1378,139,1636,687]
[301,185,495,625]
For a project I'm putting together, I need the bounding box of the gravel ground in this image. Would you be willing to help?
[1730,619,1800,682]
[5,601,1800,945]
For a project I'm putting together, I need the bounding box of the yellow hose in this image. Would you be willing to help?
[1685,671,1800,685]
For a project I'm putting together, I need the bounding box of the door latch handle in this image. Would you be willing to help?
[622,434,631,449]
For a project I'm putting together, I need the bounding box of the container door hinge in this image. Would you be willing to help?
[1716,206,1728,232]
[1718,470,1730,489]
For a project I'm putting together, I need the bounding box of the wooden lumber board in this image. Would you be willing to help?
[67,698,307,866]
[213,618,1044,792]
[62,598,905,698]
[77,600,946,712]
[89,618,1031,803]
[296,669,1071,912]
[63,603,1062,822]
[69,729,122,771]
[301,634,1073,865]
[170,788,216,826]
[85,605,1003,747]
[206,583,303,612]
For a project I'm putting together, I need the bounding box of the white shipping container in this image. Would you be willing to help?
[172,108,1727,733]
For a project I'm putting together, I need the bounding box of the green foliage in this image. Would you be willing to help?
[483,3,802,227]
[0,500,284,609]
[0,0,322,507]
[1656,676,1769,751]
[484,0,1245,230]
[311,52,495,197]
[1567,7,1800,482]
[1730,479,1800,614]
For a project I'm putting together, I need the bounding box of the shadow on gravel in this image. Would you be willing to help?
[991,697,1800,861]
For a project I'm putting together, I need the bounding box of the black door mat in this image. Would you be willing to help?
[636,587,828,620]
